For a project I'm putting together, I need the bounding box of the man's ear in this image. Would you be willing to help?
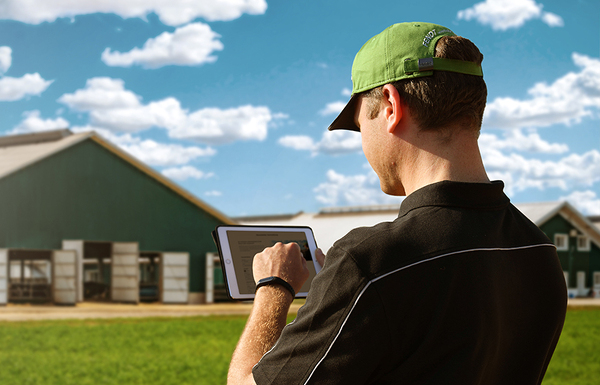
[381,84,402,133]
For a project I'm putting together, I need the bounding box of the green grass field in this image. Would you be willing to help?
[542,308,600,385]
[0,308,597,384]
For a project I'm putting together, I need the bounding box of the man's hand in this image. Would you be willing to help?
[228,244,326,385]
[253,242,310,296]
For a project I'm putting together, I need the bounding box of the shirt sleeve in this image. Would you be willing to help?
[252,246,392,385]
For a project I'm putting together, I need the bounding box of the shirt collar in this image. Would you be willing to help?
[399,180,509,217]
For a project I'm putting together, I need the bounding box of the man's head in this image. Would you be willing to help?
[328,22,487,133]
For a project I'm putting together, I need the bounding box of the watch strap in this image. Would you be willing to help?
[255,276,295,298]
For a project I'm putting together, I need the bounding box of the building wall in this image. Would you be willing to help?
[0,139,225,293]
[590,244,600,287]
[540,214,593,288]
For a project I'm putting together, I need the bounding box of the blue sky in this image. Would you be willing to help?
[0,0,598,217]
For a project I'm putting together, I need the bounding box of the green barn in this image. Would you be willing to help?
[518,202,600,297]
[0,129,234,304]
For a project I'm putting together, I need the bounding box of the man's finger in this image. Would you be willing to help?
[315,248,325,267]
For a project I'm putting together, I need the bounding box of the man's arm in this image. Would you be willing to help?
[227,284,293,385]
[227,243,325,385]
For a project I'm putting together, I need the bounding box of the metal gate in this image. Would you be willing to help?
[161,252,189,304]
[52,250,77,305]
[111,242,139,303]
[7,249,52,303]
[205,252,228,303]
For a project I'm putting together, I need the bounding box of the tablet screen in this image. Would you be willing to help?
[213,226,320,299]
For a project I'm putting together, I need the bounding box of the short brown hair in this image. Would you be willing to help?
[363,35,487,131]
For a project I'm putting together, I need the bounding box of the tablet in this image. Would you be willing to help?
[212,225,321,300]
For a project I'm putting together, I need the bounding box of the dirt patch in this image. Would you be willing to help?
[0,302,304,322]
[0,298,595,322]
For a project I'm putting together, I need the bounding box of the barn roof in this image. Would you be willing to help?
[0,129,234,225]
[237,201,600,252]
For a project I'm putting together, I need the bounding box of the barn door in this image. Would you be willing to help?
[111,242,139,303]
[52,250,77,305]
[161,252,189,304]
[62,240,84,302]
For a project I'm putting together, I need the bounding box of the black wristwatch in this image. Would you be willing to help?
[255,276,296,298]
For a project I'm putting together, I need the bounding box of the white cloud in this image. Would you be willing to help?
[483,53,600,130]
[319,101,346,116]
[0,73,53,101]
[479,129,568,154]
[7,113,217,172]
[59,78,163,132]
[560,190,600,216]
[341,88,352,97]
[170,105,284,145]
[58,77,141,110]
[316,130,362,155]
[0,46,52,101]
[162,165,214,181]
[279,130,362,156]
[90,97,186,132]
[541,12,564,27]
[102,23,223,69]
[457,0,563,31]
[312,143,598,210]
[120,139,216,166]
[278,135,314,151]
[0,0,268,26]
[314,169,403,207]
[72,126,216,167]
[0,46,12,75]
[205,190,222,197]
[481,146,600,195]
[59,77,285,143]
[10,110,69,134]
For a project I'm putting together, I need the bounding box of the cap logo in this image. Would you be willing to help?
[422,28,453,47]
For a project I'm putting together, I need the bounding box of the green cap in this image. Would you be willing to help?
[328,22,483,132]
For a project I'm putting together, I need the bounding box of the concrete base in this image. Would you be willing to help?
[0,301,305,321]
[188,292,206,304]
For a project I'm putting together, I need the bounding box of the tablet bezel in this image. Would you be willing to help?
[213,225,321,300]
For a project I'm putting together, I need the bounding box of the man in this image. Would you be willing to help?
[229,22,567,384]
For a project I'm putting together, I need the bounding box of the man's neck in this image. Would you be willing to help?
[397,126,490,196]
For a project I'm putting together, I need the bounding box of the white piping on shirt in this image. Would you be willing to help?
[301,243,556,385]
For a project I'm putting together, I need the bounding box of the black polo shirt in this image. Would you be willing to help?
[253,181,567,385]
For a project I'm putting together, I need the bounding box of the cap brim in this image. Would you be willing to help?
[327,94,360,131]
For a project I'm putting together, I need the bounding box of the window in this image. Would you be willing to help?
[554,234,569,251]
[577,235,591,251]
